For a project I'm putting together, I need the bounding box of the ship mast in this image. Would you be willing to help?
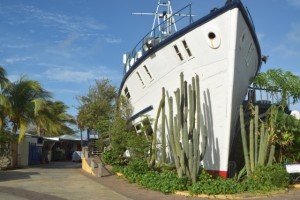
[132,0,177,36]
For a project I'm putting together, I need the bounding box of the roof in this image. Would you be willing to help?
[44,134,84,141]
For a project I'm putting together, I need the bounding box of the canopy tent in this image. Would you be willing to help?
[43,135,86,161]
[44,134,84,141]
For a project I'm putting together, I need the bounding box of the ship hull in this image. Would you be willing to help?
[120,1,261,177]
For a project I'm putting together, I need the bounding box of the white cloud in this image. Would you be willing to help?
[42,66,122,85]
[2,44,29,49]
[44,68,96,82]
[4,56,33,64]
[287,0,300,6]
[105,37,122,44]
[20,5,107,34]
[8,75,20,82]
[54,89,81,94]
[0,4,107,39]
[44,67,115,83]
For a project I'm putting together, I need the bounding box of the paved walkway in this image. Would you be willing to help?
[0,162,131,200]
[0,161,299,200]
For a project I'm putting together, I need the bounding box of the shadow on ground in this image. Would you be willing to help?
[0,186,66,200]
[0,171,40,182]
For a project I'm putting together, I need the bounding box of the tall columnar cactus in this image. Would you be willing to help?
[148,72,207,183]
[149,87,165,167]
[254,105,259,166]
[161,87,166,163]
[150,72,207,183]
[240,105,251,175]
[240,104,276,176]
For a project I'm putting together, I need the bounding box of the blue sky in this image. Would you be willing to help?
[0,0,300,117]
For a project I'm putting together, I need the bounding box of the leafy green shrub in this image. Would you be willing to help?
[114,163,290,195]
[101,149,124,166]
[113,159,187,193]
[126,133,150,159]
[127,158,149,174]
[189,171,244,195]
[243,164,290,192]
[113,159,147,183]
[138,170,188,193]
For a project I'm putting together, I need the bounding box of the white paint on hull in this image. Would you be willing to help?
[120,5,260,176]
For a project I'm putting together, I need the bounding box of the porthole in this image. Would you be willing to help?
[208,32,216,40]
[204,27,221,49]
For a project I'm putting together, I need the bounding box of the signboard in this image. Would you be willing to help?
[286,164,300,173]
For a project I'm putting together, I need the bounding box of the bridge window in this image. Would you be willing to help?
[174,45,183,61]
[124,87,131,99]
[136,72,144,86]
[143,65,153,79]
[182,40,192,57]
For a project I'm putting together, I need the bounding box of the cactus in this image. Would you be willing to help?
[267,144,275,165]
[240,104,277,175]
[240,105,251,175]
[254,105,259,166]
[151,72,207,183]
[170,73,206,183]
[149,87,165,167]
[249,118,254,171]
[161,87,166,163]
[257,123,265,165]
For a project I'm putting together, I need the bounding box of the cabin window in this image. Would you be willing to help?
[135,123,142,133]
[173,45,183,61]
[136,72,144,86]
[143,65,153,79]
[142,118,153,135]
[182,40,192,57]
[134,118,153,136]
[124,87,131,99]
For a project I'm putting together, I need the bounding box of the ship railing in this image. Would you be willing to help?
[247,87,283,106]
[245,87,292,115]
[123,4,193,74]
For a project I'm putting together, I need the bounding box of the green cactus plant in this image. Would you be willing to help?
[161,87,166,163]
[149,87,165,167]
[240,105,251,175]
[240,104,277,176]
[149,72,207,183]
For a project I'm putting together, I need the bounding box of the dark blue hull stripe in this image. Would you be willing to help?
[129,105,154,121]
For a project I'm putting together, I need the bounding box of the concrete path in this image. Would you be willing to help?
[1,161,299,200]
[0,162,131,200]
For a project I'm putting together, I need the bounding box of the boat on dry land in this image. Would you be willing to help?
[119,0,262,177]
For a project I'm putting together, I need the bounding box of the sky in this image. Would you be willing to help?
[1,0,300,118]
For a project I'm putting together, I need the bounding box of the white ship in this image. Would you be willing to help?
[120,0,262,178]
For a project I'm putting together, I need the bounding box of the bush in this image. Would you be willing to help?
[189,171,244,195]
[114,164,290,195]
[127,158,149,174]
[189,165,290,195]
[113,159,148,183]
[243,164,290,192]
[138,170,188,193]
[113,159,187,193]
[101,149,125,166]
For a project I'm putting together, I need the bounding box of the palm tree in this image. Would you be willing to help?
[34,100,75,137]
[2,76,51,142]
[0,66,9,90]
[0,67,10,131]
